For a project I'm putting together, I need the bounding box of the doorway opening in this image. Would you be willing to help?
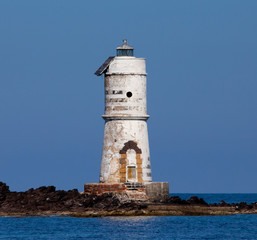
[127,166,137,182]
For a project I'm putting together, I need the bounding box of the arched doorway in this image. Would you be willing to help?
[119,141,143,183]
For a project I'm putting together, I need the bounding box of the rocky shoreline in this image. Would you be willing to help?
[1,182,257,217]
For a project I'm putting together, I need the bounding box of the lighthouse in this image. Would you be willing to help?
[96,40,152,184]
[84,40,169,201]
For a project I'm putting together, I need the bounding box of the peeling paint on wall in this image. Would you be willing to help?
[98,55,152,184]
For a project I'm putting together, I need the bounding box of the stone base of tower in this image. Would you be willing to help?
[84,182,169,202]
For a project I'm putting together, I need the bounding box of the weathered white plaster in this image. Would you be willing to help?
[99,53,152,183]
[127,149,137,165]
[108,57,146,75]
[100,120,152,183]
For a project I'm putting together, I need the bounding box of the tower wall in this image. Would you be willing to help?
[100,56,152,183]
[104,74,147,116]
[100,120,152,183]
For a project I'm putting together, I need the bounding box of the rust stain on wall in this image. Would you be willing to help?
[119,141,143,183]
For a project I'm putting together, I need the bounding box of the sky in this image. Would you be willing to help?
[0,0,256,193]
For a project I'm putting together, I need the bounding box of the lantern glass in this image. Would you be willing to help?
[117,49,134,56]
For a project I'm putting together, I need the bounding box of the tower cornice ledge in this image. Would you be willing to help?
[105,73,147,76]
[102,115,150,120]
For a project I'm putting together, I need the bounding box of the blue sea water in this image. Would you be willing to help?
[1,194,257,240]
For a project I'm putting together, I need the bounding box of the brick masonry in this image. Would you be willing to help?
[119,141,143,183]
[84,183,127,195]
[84,182,169,201]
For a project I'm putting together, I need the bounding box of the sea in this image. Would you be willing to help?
[1,194,257,240]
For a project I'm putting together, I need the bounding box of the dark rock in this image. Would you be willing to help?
[0,182,10,194]
[235,202,249,210]
[249,202,257,210]
[167,196,188,205]
[34,186,56,194]
[0,182,10,201]
[83,193,122,209]
[167,196,208,206]
[219,200,230,206]
[187,196,209,206]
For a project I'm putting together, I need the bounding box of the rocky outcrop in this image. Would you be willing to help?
[0,182,10,201]
[167,196,208,206]
[1,182,257,217]
[210,200,257,210]
[0,182,143,214]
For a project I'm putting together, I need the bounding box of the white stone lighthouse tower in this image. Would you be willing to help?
[95,40,152,184]
[84,40,169,201]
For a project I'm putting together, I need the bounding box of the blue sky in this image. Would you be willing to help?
[0,0,256,193]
